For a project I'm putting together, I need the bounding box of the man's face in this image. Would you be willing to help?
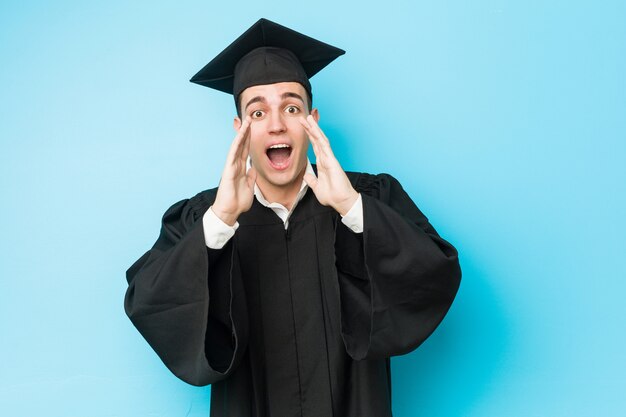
[235,81,318,194]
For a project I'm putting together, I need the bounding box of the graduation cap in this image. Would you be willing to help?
[190,18,345,105]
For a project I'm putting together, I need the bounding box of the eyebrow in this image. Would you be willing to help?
[281,92,305,104]
[244,96,266,112]
[243,92,306,112]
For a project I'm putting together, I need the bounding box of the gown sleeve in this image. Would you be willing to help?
[124,191,248,386]
[336,173,461,360]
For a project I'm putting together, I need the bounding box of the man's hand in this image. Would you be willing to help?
[211,116,257,226]
[300,115,359,216]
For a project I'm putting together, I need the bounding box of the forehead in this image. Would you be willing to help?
[239,81,307,103]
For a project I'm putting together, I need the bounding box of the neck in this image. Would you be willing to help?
[256,169,306,211]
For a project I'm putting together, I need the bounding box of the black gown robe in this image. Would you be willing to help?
[125,171,461,417]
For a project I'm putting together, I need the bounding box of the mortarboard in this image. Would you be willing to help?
[190,18,345,104]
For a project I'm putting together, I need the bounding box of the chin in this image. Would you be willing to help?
[264,169,301,188]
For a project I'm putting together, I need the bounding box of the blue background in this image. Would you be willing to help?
[1,1,625,416]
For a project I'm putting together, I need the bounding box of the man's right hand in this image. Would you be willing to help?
[211,116,257,226]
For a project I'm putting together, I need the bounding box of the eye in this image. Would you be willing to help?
[285,105,300,114]
[251,110,265,119]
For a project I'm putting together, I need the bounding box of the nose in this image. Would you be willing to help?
[267,111,286,135]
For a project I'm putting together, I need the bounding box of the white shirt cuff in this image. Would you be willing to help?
[202,207,239,249]
[340,194,364,233]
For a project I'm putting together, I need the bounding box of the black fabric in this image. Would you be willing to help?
[189,18,345,99]
[125,171,461,417]
[232,47,312,103]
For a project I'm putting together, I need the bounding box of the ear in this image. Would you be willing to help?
[310,108,320,123]
[233,116,242,131]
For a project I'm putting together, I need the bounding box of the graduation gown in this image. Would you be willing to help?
[125,171,461,417]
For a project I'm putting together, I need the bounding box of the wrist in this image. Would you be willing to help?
[336,190,359,217]
[210,204,239,226]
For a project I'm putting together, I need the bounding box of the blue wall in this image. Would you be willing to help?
[1,1,625,416]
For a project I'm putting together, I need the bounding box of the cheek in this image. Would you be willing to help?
[248,127,264,155]
[249,141,264,159]
[297,139,309,154]
[296,131,310,151]
[286,122,308,145]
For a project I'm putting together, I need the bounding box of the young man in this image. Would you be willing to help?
[125,18,461,417]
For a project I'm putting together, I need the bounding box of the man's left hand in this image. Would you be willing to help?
[300,115,359,216]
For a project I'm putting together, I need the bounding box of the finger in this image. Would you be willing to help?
[300,117,337,167]
[299,117,314,141]
[226,116,251,161]
[233,117,252,161]
[299,117,322,156]
[306,115,330,143]
[299,116,321,143]
[226,131,245,164]
[246,166,257,189]
[239,120,252,162]
[303,172,318,192]
[305,115,334,157]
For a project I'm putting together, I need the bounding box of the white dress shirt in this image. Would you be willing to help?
[202,160,363,249]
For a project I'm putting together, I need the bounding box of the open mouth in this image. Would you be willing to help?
[266,143,292,169]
